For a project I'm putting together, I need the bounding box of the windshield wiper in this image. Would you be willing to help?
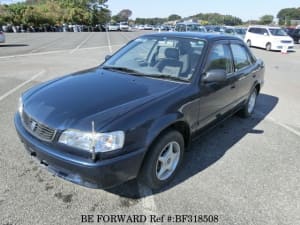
[145,74,190,82]
[102,66,189,82]
[102,66,145,76]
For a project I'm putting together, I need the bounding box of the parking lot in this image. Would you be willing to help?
[1,31,300,225]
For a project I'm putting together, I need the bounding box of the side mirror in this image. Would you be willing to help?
[263,32,268,36]
[105,55,111,61]
[202,69,226,83]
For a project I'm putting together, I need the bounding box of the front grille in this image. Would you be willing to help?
[281,40,292,44]
[21,111,56,142]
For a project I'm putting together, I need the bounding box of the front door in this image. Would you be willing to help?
[197,41,238,128]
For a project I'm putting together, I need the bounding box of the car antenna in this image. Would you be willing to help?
[92,121,96,161]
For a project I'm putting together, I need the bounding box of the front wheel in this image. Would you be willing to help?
[139,130,184,190]
[239,88,258,118]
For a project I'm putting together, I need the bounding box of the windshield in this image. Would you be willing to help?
[225,28,235,34]
[102,36,206,82]
[269,28,288,36]
[235,28,246,35]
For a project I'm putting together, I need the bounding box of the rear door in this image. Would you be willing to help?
[229,40,259,104]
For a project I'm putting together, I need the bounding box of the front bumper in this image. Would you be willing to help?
[14,113,146,189]
[272,44,294,51]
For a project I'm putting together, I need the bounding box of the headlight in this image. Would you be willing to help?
[58,129,125,153]
[18,97,23,115]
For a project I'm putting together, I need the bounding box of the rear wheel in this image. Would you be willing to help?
[239,88,258,118]
[139,130,184,190]
[266,43,272,51]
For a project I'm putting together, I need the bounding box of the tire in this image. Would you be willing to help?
[266,43,271,51]
[246,40,251,47]
[239,88,258,118]
[139,130,184,190]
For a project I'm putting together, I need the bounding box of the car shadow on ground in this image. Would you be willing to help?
[106,93,278,199]
[0,44,28,47]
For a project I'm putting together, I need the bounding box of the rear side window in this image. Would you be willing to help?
[230,44,251,70]
[205,43,233,74]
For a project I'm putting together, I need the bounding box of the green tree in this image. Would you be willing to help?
[4,3,28,25]
[192,13,242,25]
[0,0,110,26]
[168,14,181,21]
[259,15,274,25]
[117,9,132,21]
[277,8,300,25]
[223,15,242,25]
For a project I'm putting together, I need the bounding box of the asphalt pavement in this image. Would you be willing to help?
[0,31,299,225]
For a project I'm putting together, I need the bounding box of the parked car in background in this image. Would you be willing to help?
[15,32,265,190]
[0,30,5,43]
[245,25,294,51]
[286,28,300,44]
[137,24,145,30]
[175,22,207,32]
[154,25,171,32]
[107,23,119,31]
[205,25,225,33]
[119,22,129,31]
[143,24,154,30]
[224,26,246,39]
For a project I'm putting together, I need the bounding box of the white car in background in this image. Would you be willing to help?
[0,31,5,43]
[119,22,129,31]
[143,24,153,30]
[175,22,207,32]
[245,25,294,51]
[107,23,119,31]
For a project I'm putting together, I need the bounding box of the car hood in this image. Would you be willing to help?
[23,68,182,131]
[272,35,293,41]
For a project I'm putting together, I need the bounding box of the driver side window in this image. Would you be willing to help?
[205,43,233,75]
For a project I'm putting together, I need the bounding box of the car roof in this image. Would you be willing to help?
[141,32,243,42]
[248,25,282,29]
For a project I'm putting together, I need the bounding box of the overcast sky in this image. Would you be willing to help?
[1,0,299,21]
